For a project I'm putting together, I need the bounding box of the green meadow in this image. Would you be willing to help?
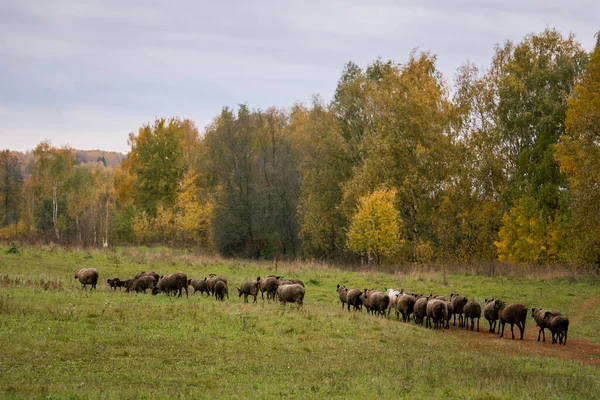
[0,246,599,399]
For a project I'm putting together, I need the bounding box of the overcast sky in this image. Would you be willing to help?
[1,0,598,153]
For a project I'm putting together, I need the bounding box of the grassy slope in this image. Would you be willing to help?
[0,246,599,399]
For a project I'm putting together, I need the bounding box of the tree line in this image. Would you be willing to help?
[1,28,599,265]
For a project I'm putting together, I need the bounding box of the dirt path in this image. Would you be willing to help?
[442,322,600,366]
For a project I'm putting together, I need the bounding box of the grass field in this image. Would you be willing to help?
[1,245,599,399]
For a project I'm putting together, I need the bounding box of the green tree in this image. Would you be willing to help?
[555,33,600,264]
[347,188,401,264]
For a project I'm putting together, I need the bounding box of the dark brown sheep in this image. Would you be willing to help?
[531,308,561,342]
[346,289,364,311]
[188,279,210,296]
[238,280,259,303]
[107,278,121,291]
[463,301,482,331]
[74,268,99,290]
[450,294,468,327]
[122,279,134,292]
[547,314,569,345]
[257,276,280,300]
[337,284,348,309]
[413,297,428,325]
[395,294,416,322]
[206,275,228,297]
[484,299,504,333]
[132,275,157,294]
[134,271,160,282]
[426,298,447,329]
[498,303,527,340]
[214,280,229,301]
[276,284,305,306]
[364,289,390,317]
[278,278,305,287]
[153,272,188,297]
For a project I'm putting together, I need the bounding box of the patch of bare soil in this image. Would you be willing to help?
[443,321,600,366]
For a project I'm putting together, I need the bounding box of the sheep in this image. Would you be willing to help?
[346,289,364,311]
[463,301,482,331]
[385,288,402,317]
[257,276,280,300]
[364,289,390,317]
[205,275,228,297]
[450,294,468,327]
[413,297,428,325]
[74,268,99,290]
[188,279,210,296]
[276,284,305,306]
[484,299,504,333]
[238,280,259,303]
[153,272,188,297]
[498,303,527,340]
[214,280,229,301]
[278,278,305,287]
[547,314,569,345]
[134,271,160,282]
[426,298,447,329]
[132,275,158,294]
[107,278,121,291]
[395,293,416,322]
[531,308,561,342]
[121,279,134,292]
[337,284,348,309]
[444,301,454,329]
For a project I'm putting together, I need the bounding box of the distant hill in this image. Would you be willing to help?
[8,149,126,169]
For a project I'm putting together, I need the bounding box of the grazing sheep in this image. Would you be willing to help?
[214,280,229,301]
[132,275,157,294]
[414,297,428,325]
[484,299,504,333]
[238,280,259,303]
[531,308,561,342]
[395,294,416,322]
[107,278,121,291]
[121,279,134,292]
[450,294,468,327]
[463,301,482,331]
[498,303,527,340]
[74,268,99,290]
[364,289,390,317]
[205,275,228,297]
[188,279,210,296]
[134,271,160,282]
[385,288,402,317]
[337,284,348,309]
[278,278,305,287]
[276,284,305,306]
[346,289,364,311]
[445,301,454,329]
[547,314,569,345]
[153,272,188,297]
[426,298,447,329]
[257,276,280,300]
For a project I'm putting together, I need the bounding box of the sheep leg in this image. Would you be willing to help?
[499,321,504,338]
[510,323,515,339]
[563,331,567,345]
[471,318,474,331]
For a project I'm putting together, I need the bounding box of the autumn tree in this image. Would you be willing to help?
[555,33,600,264]
[347,188,401,264]
[494,29,588,262]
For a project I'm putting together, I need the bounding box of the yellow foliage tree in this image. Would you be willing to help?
[495,196,565,263]
[132,211,152,244]
[174,171,213,247]
[347,189,401,264]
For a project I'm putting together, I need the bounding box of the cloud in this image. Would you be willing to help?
[0,0,598,152]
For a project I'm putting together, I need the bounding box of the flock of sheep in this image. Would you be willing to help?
[337,285,570,346]
[74,268,305,305]
[72,268,569,346]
